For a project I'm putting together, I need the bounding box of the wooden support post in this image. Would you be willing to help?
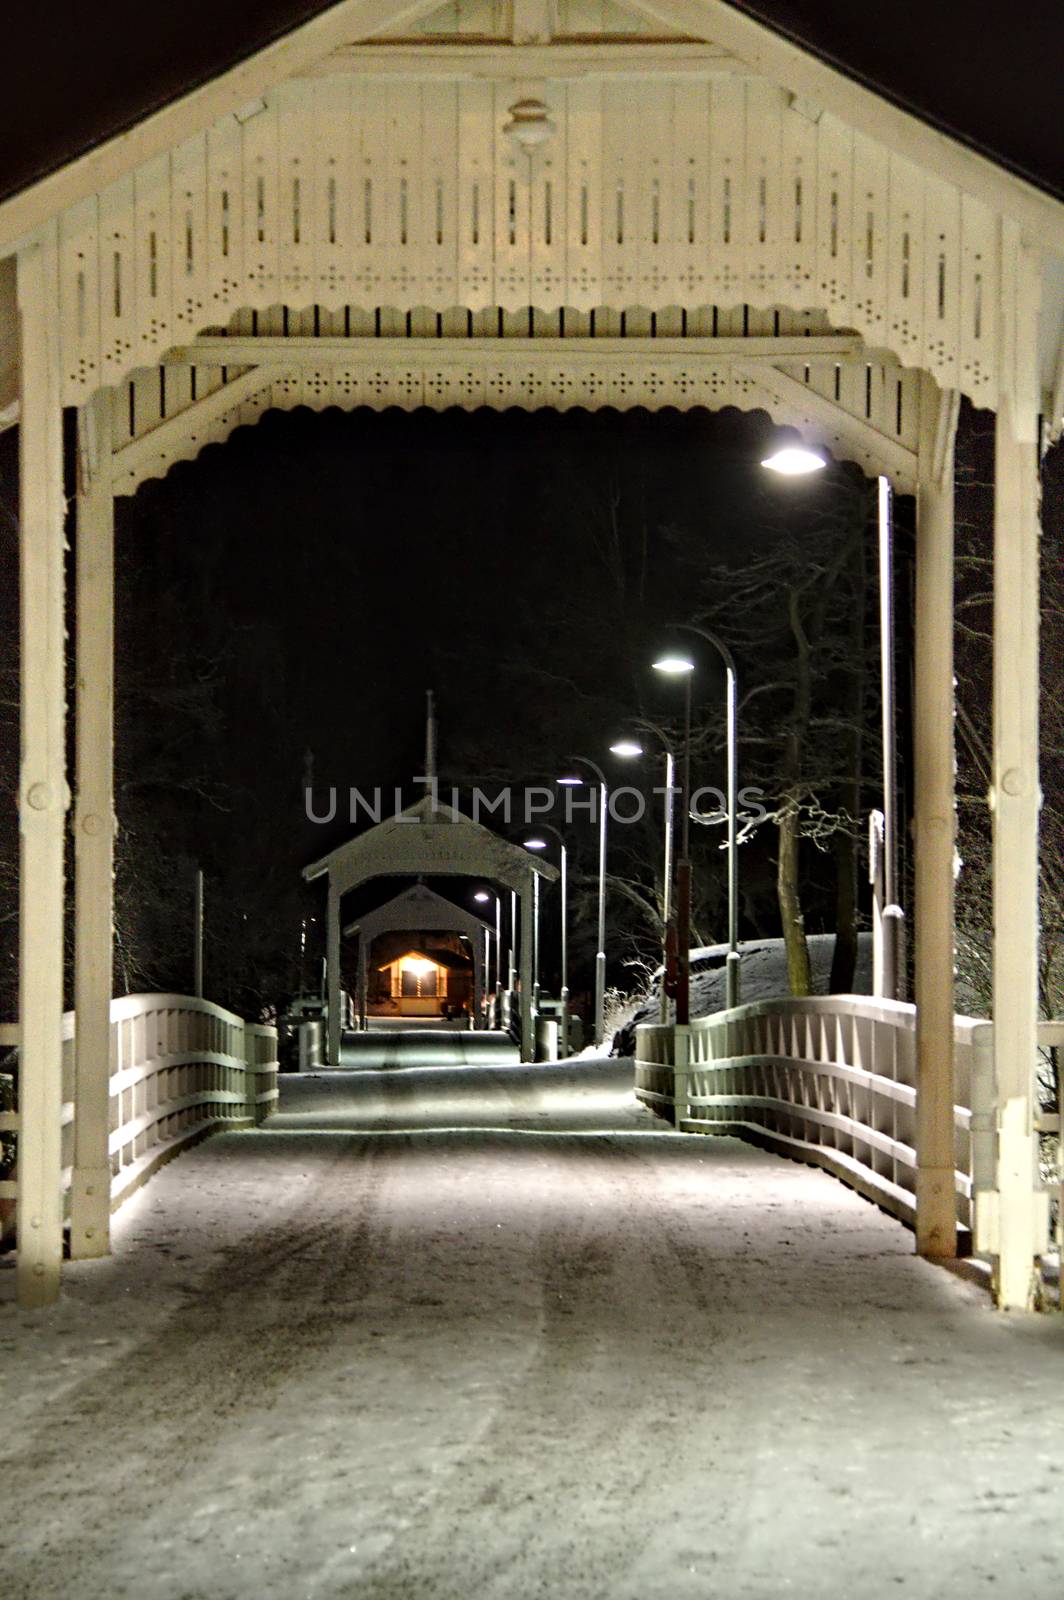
[990,230,1046,1309]
[326,882,341,1066]
[71,389,116,1260]
[914,375,959,1258]
[16,225,67,1308]
[519,881,534,1062]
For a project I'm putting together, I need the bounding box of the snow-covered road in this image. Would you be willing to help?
[2,1061,1062,1599]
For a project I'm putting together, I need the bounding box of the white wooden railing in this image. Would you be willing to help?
[0,993,278,1237]
[636,997,1030,1244]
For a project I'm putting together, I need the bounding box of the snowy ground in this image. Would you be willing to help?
[1,1061,1062,1600]
[610,932,876,1053]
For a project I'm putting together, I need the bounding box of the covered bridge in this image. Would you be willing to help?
[1,1,1061,1309]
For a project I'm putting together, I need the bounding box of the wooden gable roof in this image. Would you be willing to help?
[0,0,1059,229]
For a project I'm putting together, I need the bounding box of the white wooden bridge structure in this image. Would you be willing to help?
[1,0,1062,1311]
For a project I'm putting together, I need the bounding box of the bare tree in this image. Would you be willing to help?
[691,472,878,995]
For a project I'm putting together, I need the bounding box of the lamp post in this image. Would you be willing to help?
[609,736,677,1023]
[556,757,608,1047]
[524,825,569,1057]
[650,659,694,1023]
[666,623,742,1011]
[762,444,902,998]
[473,889,503,1026]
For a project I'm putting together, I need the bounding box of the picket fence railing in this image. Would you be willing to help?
[636,997,1062,1258]
[0,993,278,1236]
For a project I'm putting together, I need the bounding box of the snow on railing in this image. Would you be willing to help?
[0,993,278,1236]
[635,997,996,1242]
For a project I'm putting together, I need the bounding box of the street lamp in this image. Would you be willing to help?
[761,445,828,475]
[651,656,695,1023]
[610,735,677,1023]
[556,757,608,1047]
[473,888,502,1027]
[762,444,902,997]
[664,623,742,1011]
[524,823,569,1057]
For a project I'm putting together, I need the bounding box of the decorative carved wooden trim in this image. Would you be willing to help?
[55,73,1008,412]
[108,336,922,496]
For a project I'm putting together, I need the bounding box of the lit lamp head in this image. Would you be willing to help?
[609,740,645,758]
[401,955,436,977]
[473,891,491,903]
[556,775,583,787]
[760,445,828,476]
[651,656,695,676]
[524,838,548,851]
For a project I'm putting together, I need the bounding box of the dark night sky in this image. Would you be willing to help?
[85,399,879,1008]
[121,401,811,815]
[0,2,1059,205]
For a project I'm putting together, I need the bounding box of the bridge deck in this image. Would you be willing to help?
[1,1062,1061,1599]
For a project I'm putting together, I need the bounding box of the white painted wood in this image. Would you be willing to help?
[110,365,282,493]
[734,357,919,490]
[913,374,958,1258]
[43,70,1039,413]
[110,340,917,494]
[634,995,989,1238]
[313,41,747,75]
[886,152,926,371]
[16,224,68,1308]
[180,329,861,361]
[71,390,116,1260]
[989,228,1047,1309]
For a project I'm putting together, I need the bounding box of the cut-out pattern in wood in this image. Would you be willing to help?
[57,74,1002,410]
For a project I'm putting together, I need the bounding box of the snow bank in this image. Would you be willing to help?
[611,931,874,1055]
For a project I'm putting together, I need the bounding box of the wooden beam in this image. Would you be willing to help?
[512,0,557,45]
[110,365,281,481]
[16,223,67,1308]
[913,373,958,1259]
[734,358,918,486]
[176,334,869,366]
[71,390,116,1261]
[989,231,1047,1309]
[306,41,740,76]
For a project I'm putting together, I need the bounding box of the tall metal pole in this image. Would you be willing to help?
[561,756,609,1048]
[509,889,517,990]
[193,867,204,999]
[660,748,675,1023]
[595,780,607,1046]
[483,926,490,1028]
[724,662,739,1008]
[494,893,502,1023]
[532,871,541,1010]
[559,842,569,1057]
[676,674,692,1025]
[878,476,903,1000]
[674,621,742,1009]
